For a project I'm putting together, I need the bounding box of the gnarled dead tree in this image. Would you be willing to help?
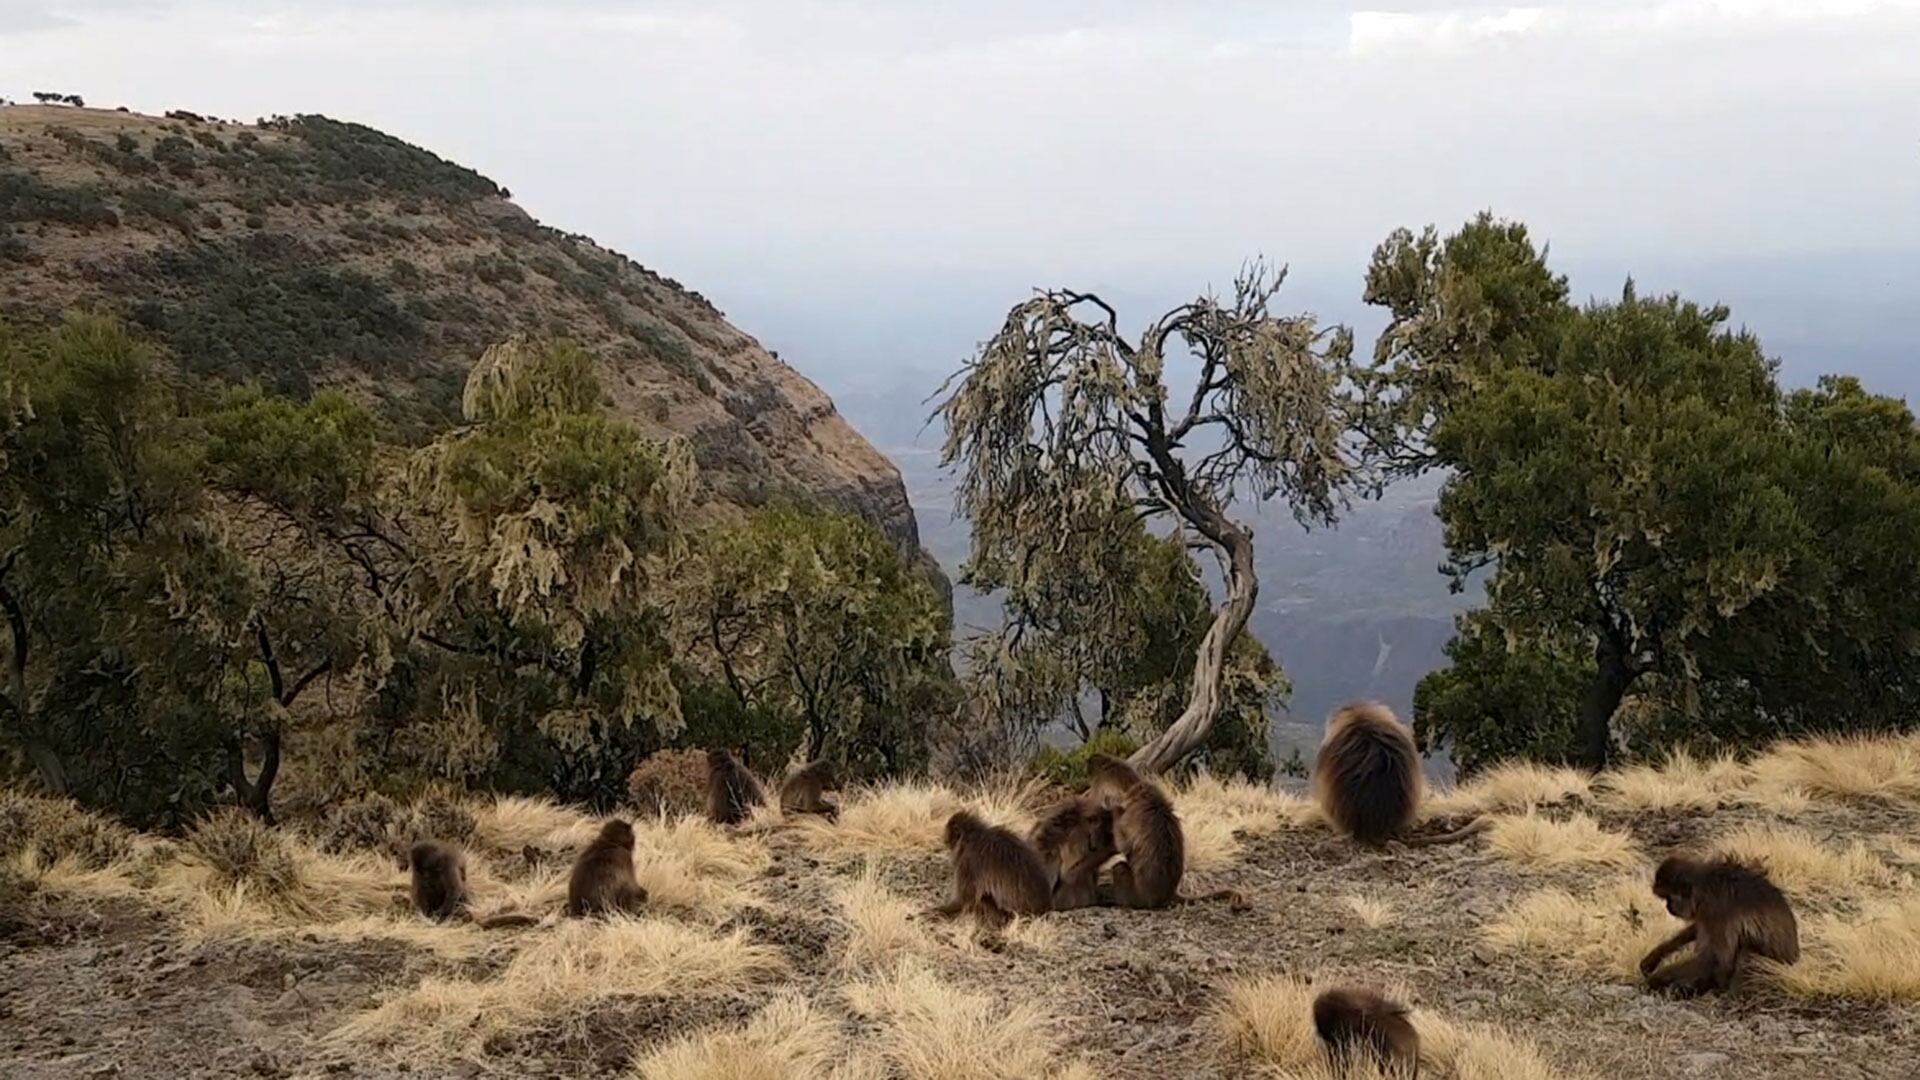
[937,264,1382,774]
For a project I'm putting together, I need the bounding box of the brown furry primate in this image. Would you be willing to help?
[932,810,1052,930]
[778,760,840,821]
[1084,753,1245,910]
[1313,987,1420,1076]
[566,819,650,918]
[1027,796,1117,910]
[1314,702,1486,848]
[706,748,768,826]
[407,840,470,921]
[405,840,542,928]
[1639,853,1800,995]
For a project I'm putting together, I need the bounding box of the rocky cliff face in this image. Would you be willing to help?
[0,104,927,558]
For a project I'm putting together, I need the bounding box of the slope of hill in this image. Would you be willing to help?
[4,730,1918,1078]
[0,104,926,556]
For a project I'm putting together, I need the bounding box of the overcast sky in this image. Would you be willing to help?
[6,1,1919,392]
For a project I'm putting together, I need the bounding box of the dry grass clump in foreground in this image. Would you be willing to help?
[1710,823,1904,897]
[470,794,600,854]
[833,865,936,970]
[1773,897,1920,1002]
[1745,731,1920,804]
[332,916,784,1059]
[630,992,872,1080]
[1595,751,1750,812]
[629,813,771,918]
[0,789,138,870]
[1483,875,1681,982]
[1341,895,1398,930]
[1423,763,1592,819]
[1215,973,1584,1080]
[844,960,1097,1080]
[1175,774,1316,871]
[1484,812,1641,870]
[793,775,1044,861]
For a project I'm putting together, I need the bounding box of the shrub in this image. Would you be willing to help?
[0,791,136,869]
[627,748,710,815]
[186,808,302,897]
[316,792,403,854]
[405,786,478,845]
[1029,729,1140,788]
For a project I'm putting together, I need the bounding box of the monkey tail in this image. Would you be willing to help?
[1395,816,1491,848]
[472,911,543,930]
[1177,888,1251,912]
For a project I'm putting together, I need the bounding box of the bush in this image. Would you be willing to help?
[315,792,403,854]
[627,749,709,816]
[1029,729,1140,789]
[0,790,136,869]
[405,786,478,846]
[187,808,302,897]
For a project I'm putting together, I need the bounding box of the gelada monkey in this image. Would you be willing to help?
[779,760,840,821]
[1085,753,1245,909]
[1027,796,1116,910]
[1639,853,1799,995]
[1314,702,1486,847]
[932,810,1052,930]
[706,747,768,826]
[1313,986,1420,1076]
[566,819,650,918]
[406,840,540,928]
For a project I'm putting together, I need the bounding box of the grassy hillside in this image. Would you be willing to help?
[5,730,1917,1078]
[0,104,926,553]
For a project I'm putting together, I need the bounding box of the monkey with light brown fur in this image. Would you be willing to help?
[1027,796,1116,910]
[706,748,768,826]
[1313,987,1420,1076]
[1085,753,1246,910]
[1314,702,1487,848]
[931,810,1052,930]
[566,819,650,918]
[1639,853,1799,995]
[779,760,840,821]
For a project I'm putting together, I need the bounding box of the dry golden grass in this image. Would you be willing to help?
[1175,774,1315,871]
[1711,823,1903,897]
[1484,875,1682,982]
[632,992,845,1080]
[1484,812,1641,870]
[470,794,598,854]
[333,917,784,1059]
[1341,894,1397,929]
[1596,752,1750,812]
[1215,973,1581,1080]
[1424,763,1592,819]
[1746,731,1920,804]
[629,813,770,919]
[1774,897,1920,1002]
[794,776,1044,862]
[834,865,936,969]
[844,960,1092,1080]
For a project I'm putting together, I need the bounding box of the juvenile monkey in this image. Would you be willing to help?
[566,819,650,918]
[1084,753,1245,909]
[1027,796,1116,910]
[1313,987,1420,1076]
[1314,702,1486,848]
[1639,853,1799,995]
[779,760,840,821]
[932,810,1052,930]
[706,748,768,826]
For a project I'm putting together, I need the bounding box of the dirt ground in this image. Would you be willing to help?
[4,786,1917,1080]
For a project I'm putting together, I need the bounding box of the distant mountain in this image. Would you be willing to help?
[0,104,932,565]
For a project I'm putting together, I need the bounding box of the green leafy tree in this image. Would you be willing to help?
[680,501,952,777]
[938,266,1382,774]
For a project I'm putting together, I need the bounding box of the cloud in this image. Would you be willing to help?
[1349,0,1920,55]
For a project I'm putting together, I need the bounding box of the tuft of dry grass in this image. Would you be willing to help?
[0,790,138,870]
[1774,897,1920,1002]
[334,917,784,1059]
[1746,731,1920,804]
[1341,895,1397,929]
[185,808,307,899]
[1424,763,1592,819]
[1596,752,1750,812]
[844,960,1092,1080]
[629,813,769,919]
[470,794,598,855]
[795,776,1044,862]
[1175,774,1315,871]
[1484,875,1680,982]
[632,992,845,1080]
[834,865,935,969]
[1215,973,1580,1079]
[1484,812,1641,870]
[1711,824,1903,897]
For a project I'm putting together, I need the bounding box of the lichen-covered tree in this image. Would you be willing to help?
[937,266,1382,774]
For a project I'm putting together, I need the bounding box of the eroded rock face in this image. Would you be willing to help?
[0,104,929,563]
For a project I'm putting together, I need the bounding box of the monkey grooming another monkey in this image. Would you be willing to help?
[706,748,768,826]
[1028,796,1117,910]
[1639,853,1799,995]
[779,760,840,821]
[566,819,650,918]
[1313,987,1420,1076]
[1315,701,1486,848]
[1084,753,1244,910]
[932,810,1052,930]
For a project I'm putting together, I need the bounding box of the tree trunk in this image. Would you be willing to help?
[1129,518,1258,775]
[227,723,281,825]
[1576,632,1634,770]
